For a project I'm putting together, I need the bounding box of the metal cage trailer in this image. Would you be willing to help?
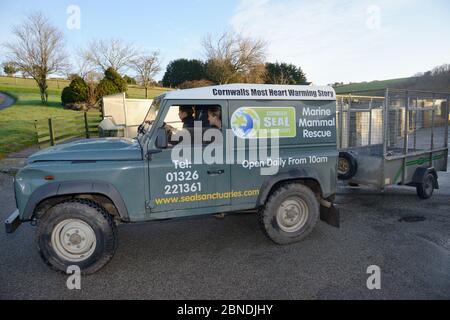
[336,88,449,199]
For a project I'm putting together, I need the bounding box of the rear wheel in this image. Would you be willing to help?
[259,183,319,245]
[416,173,435,199]
[36,199,117,274]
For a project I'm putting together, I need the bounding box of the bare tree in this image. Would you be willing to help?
[130,51,161,98]
[203,31,267,84]
[72,50,95,79]
[82,38,139,73]
[3,12,70,103]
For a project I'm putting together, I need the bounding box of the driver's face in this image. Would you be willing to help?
[178,110,187,120]
[208,113,215,126]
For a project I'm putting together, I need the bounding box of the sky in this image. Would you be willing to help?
[1,0,449,85]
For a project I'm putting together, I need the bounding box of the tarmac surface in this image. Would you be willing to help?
[1,161,449,299]
[0,92,15,111]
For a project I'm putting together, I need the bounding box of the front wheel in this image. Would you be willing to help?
[36,199,118,274]
[258,183,319,245]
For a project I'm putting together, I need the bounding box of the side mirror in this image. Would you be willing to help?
[155,127,168,149]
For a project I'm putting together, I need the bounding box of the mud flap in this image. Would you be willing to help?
[319,200,340,228]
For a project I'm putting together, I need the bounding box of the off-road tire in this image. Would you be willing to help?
[258,183,319,245]
[416,173,435,199]
[35,199,117,274]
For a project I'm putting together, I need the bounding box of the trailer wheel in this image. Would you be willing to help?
[35,199,118,274]
[338,152,358,180]
[258,183,319,245]
[416,173,435,199]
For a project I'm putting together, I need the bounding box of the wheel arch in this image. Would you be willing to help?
[22,180,130,222]
[256,169,323,207]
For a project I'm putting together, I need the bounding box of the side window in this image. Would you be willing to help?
[162,105,184,130]
[161,105,223,147]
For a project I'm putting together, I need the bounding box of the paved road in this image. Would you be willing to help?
[1,163,449,299]
[0,92,16,110]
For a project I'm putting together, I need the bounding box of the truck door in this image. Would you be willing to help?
[147,100,231,214]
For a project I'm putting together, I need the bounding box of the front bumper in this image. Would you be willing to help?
[5,209,21,233]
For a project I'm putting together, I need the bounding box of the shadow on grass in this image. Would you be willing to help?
[14,99,62,108]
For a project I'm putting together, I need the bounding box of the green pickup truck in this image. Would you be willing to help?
[5,84,339,274]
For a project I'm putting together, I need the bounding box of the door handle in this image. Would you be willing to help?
[207,169,224,175]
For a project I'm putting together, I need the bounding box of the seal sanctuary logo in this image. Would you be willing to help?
[231,108,261,138]
[231,107,296,139]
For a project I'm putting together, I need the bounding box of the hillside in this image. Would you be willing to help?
[335,64,450,94]
[334,77,412,94]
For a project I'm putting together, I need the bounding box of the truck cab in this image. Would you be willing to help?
[5,84,339,274]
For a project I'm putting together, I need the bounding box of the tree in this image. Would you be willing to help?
[202,31,267,84]
[265,62,308,85]
[243,63,267,84]
[205,58,238,84]
[130,52,161,98]
[81,38,139,73]
[162,59,206,88]
[3,12,70,103]
[2,62,17,76]
[61,75,89,105]
[178,79,214,89]
[123,75,137,85]
[96,67,127,99]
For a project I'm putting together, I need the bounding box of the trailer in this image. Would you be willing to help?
[336,88,449,199]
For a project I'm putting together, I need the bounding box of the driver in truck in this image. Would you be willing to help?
[165,106,196,145]
[179,106,195,129]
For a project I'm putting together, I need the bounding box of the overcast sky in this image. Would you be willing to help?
[1,0,449,85]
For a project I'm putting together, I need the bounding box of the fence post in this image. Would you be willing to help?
[34,120,40,149]
[48,118,55,146]
[84,112,90,139]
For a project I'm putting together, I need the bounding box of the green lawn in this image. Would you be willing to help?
[0,76,171,99]
[0,86,81,159]
[334,77,410,94]
[0,76,171,159]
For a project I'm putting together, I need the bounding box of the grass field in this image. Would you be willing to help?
[334,77,410,94]
[0,76,170,159]
[0,76,171,99]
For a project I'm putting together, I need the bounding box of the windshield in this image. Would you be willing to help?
[136,97,162,143]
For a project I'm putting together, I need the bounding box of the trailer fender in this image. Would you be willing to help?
[412,167,439,189]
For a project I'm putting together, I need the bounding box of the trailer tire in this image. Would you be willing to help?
[258,183,319,245]
[338,152,358,180]
[416,173,435,199]
[35,199,117,274]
